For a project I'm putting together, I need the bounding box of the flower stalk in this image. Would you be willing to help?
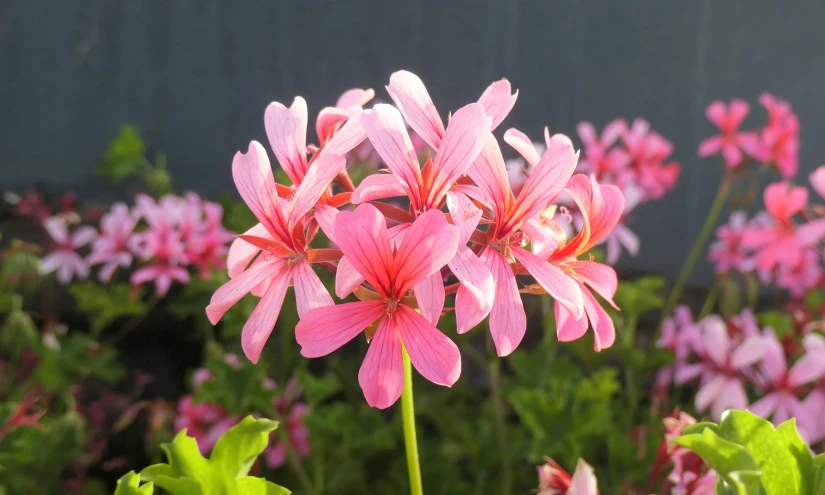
[401,345,424,495]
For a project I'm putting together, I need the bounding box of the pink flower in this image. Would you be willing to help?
[756,93,800,178]
[39,216,96,284]
[656,306,703,390]
[577,120,628,175]
[207,141,346,363]
[708,211,756,274]
[741,182,825,274]
[129,195,190,297]
[264,403,310,469]
[774,248,823,297]
[179,193,234,278]
[87,203,138,282]
[174,396,238,455]
[802,334,825,443]
[537,458,598,495]
[619,119,681,202]
[750,329,825,432]
[351,99,495,330]
[810,166,825,200]
[675,315,764,420]
[698,99,759,169]
[604,185,641,265]
[295,204,462,409]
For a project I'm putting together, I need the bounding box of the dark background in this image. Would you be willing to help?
[3,0,825,285]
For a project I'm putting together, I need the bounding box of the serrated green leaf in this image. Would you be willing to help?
[211,416,278,478]
[114,471,154,495]
[235,477,291,495]
[813,453,825,495]
[675,428,758,480]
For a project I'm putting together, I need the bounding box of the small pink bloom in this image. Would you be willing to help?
[295,204,462,408]
[657,306,703,391]
[755,93,800,178]
[265,402,310,468]
[174,396,238,455]
[39,216,96,284]
[676,315,764,420]
[537,458,598,495]
[750,329,825,433]
[698,99,759,169]
[708,211,756,274]
[87,203,138,282]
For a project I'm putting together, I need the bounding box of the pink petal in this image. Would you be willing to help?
[728,99,750,128]
[264,97,309,184]
[43,217,69,244]
[705,101,727,128]
[720,378,749,416]
[227,223,269,278]
[334,255,366,298]
[289,154,346,225]
[481,247,526,356]
[577,122,597,145]
[702,316,731,368]
[394,210,460,295]
[695,374,726,413]
[568,260,618,308]
[314,204,339,244]
[507,134,579,233]
[446,191,482,244]
[731,336,765,369]
[581,286,615,351]
[555,300,588,343]
[315,107,349,145]
[449,245,494,333]
[697,136,724,157]
[319,113,368,158]
[748,392,779,419]
[386,70,445,149]
[336,88,375,110]
[797,218,825,246]
[39,252,65,276]
[396,304,461,387]
[674,363,705,384]
[427,103,492,206]
[71,226,97,248]
[511,247,583,318]
[569,459,598,495]
[788,353,825,387]
[241,268,292,363]
[292,261,334,318]
[358,316,403,409]
[503,128,541,167]
[232,141,289,243]
[206,258,283,325]
[413,273,445,326]
[351,173,408,204]
[810,166,825,199]
[477,79,517,131]
[334,204,394,297]
[465,135,514,221]
[296,300,386,358]
[360,104,423,207]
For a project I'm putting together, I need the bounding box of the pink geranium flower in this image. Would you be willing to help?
[87,203,138,282]
[295,204,462,409]
[741,182,825,274]
[698,99,759,169]
[656,306,703,391]
[537,458,598,495]
[750,329,825,432]
[756,93,800,178]
[708,211,756,274]
[39,216,96,284]
[206,142,346,363]
[675,315,764,420]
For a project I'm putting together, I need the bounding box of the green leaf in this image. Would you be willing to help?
[757,311,795,339]
[674,427,759,479]
[115,471,154,495]
[99,125,147,181]
[139,416,290,495]
[813,453,825,495]
[68,282,148,335]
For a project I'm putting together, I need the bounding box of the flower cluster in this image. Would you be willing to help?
[657,306,825,443]
[175,357,310,468]
[207,70,626,408]
[698,94,800,177]
[708,169,825,297]
[38,193,234,296]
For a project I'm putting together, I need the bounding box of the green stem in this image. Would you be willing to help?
[488,356,512,495]
[401,346,424,495]
[698,278,720,319]
[659,174,732,329]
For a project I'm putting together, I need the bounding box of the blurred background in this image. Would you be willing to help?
[4,0,825,285]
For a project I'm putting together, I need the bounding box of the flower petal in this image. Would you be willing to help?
[569,459,598,495]
[241,268,292,363]
[788,353,825,387]
[396,305,461,387]
[227,223,269,278]
[555,299,588,343]
[296,300,386,358]
[264,97,309,184]
[386,70,445,149]
[394,210,460,295]
[582,286,615,351]
[413,273,445,326]
[314,204,339,244]
[466,135,514,221]
[335,255,366,298]
[43,217,69,244]
[511,247,583,318]
[336,88,375,110]
[232,141,289,243]
[503,128,540,167]
[358,316,403,409]
[351,173,408,204]
[730,336,765,369]
[289,153,346,225]
[695,374,726,413]
[334,204,394,297]
[449,246,494,333]
[481,247,526,356]
[206,258,283,325]
[477,79,517,131]
[568,260,618,308]
[319,113,368,158]
[446,191,482,245]
[292,261,334,318]
[702,315,731,368]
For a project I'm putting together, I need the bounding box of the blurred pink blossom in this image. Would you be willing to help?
[698,99,760,169]
[39,216,96,284]
[708,211,756,274]
[87,203,138,282]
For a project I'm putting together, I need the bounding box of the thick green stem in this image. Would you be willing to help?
[659,174,732,329]
[401,346,424,495]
